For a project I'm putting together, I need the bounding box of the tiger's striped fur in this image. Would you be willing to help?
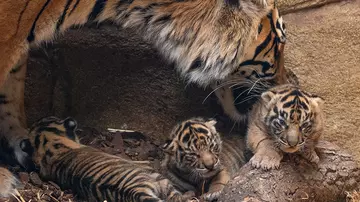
[162,117,246,201]
[0,0,275,87]
[0,0,284,169]
[213,7,287,123]
[247,84,325,170]
[21,116,199,202]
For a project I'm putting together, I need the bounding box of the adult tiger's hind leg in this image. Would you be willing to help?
[0,53,30,168]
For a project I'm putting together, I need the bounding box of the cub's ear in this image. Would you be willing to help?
[310,95,325,109]
[205,118,217,127]
[162,139,177,154]
[64,117,77,131]
[261,91,276,103]
[63,117,79,142]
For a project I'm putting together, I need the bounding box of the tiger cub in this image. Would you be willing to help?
[20,116,198,202]
[162,117,246,201]
[247,84,324,170]
[0,167,20,198]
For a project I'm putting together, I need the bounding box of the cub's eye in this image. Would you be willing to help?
[301,122,312,134]
[279,119,286,126]
[301,122,311,129]
[213,145,220,153]
[273,121,281,129]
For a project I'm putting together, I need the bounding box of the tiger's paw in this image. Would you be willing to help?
[187,197,200,202]
[18,138,35,169]
[250,150,282,170]
[0,140,31,169]
[309,154,320,164]
[301,149,320,165]
[14,142,31,168]
[201,190,222,202]
[183,191,199,202]
[0,127,34,170]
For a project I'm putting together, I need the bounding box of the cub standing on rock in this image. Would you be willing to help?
[162,117,246,201]
[20,116,199,202]
[247,84,325,170]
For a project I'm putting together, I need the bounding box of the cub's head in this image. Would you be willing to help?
[260,84,324,153]
[163,118,222,179]
[20,117,81,170]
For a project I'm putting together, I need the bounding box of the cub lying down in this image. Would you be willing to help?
[162,117,246,201]
[21,116,198,202]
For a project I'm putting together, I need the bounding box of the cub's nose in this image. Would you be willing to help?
[287,138,298,147]
[287,127,300,147]
[200,151,217,170]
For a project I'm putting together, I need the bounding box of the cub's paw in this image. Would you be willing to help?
[202,190,222,201]
[301,149,320,164]
[16,140,33,168]
[18,138,37,170]
[183,191,199,202]
[187,197,200,202]
[0,137,32,169]
[310,154,320,164]
[250,151,282,170]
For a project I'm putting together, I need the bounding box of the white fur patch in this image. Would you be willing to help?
[0,167,20,197]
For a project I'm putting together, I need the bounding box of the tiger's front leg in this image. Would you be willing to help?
[201,169,231,201]
[299,139,320,164]
[0,53,31,168]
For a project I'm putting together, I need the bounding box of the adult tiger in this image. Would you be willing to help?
[0,0,281,168]
[212,7,287,123]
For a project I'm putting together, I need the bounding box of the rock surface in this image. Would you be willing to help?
[278,0,345,14]
[218,141,360,202]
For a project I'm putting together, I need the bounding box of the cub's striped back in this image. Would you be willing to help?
[162,117,245,201]
[22,116,198,202]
